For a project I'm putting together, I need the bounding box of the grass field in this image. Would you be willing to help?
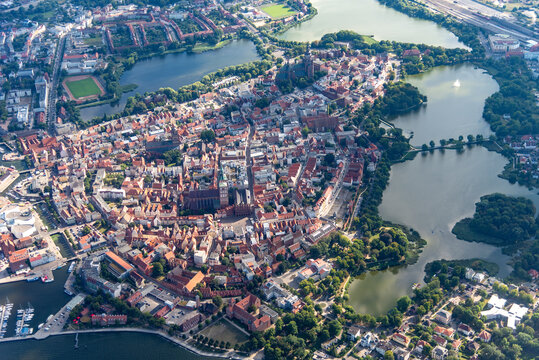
[260,3,297,19]
[361,35,378,45]
[200,319,249,345]
[51,233,75,258]
[83,36,103,47]
[65,77,102,99]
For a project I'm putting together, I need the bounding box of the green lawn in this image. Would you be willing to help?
[65,77,102,99]
[260,3,297,19]
[83,36,103,47]
[51,233,75,258]
[361,35,378,45]
[199,319,249,345]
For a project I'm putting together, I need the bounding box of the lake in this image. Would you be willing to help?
[347,147,539,315]
[279,0,464,48]
[347,65,539,315]
[80,40,259,121]
[391,64,498,147]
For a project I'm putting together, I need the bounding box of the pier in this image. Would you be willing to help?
[0,300,13,339]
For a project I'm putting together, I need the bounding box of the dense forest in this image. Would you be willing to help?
[309,228,422,276]
[481,56,539,137]
[453,193,537,245]
[512,238,539,280]
[378,82,426,114]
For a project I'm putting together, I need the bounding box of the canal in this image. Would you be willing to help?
[279,0,464,48]
[347,65,539,315]
[80,40,259,121]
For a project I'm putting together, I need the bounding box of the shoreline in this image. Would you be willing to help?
[74,38,238,111]
[0,327,245,359]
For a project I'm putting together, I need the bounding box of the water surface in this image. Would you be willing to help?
[348,148,539,315]
[347,65,535,315]
[0,268,70,336]
[80,40,259,120]
[1,332,207,360]
[279,0,464,48]
[392,64,498,146]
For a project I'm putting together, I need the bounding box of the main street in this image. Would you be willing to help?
[245,120,255,204]
[317,158,350,218]
[47,35,66,135]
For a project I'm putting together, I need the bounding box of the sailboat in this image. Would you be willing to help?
[453,79,461,87]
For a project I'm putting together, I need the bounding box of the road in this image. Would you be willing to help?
[343,187,366,231]
[47,35,66,135]
[317,158,350,218]
[3,325,243,359]
[245,121,255,204]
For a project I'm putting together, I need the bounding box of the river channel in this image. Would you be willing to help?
[346,65,539,315]
[279,0,464,48]
[79,40,259,121]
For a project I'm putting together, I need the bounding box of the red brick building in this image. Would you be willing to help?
[9,249,29,273]
[226,294,271,332]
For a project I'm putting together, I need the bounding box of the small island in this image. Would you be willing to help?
[452,193,537,246]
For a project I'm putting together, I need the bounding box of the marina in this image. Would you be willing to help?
[15,304,34,337]
[0,300,13,339]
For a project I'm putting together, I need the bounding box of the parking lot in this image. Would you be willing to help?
[38,303,71,336]
[326,188,354,224]
[163,307,197,327]
[274,267,303,289]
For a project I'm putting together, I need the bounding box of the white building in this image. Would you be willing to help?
[481,294,529,329]
[193,250,207,265]
[97,188,126,200]
[489,34,520,53]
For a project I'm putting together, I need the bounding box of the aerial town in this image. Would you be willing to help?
[0,0,539,359]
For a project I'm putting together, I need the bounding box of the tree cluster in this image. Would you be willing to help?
[469,193,536,243]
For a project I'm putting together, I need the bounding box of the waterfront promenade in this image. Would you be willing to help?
[0,327,246,359]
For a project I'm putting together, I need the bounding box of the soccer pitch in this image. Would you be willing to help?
[65,77,102,99]
[260,4,297,19]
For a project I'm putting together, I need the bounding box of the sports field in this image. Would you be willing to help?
[260,3,297,19]
[64,77,102,99]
